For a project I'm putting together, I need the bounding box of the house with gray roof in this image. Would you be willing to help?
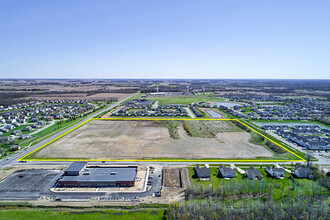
[219,165,236,178]
[294,167,313,179]
[195,165,211,180]
[265,166,285,179]
[245,167,263,180]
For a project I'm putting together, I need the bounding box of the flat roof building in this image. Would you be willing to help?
[64,162,87,176]
[58,167,137,187]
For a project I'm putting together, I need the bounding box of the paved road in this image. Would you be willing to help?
[0,93,138,169]
[185,107,195,118]
[152,101,159,109]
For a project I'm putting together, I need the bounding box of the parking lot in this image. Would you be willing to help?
[0,169,62,192]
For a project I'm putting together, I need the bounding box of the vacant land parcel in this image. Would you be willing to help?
[34,120,274,160]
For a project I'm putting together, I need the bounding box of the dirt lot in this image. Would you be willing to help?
[36,120,273,159]
[163,167,190,188]
[163,168,181,187]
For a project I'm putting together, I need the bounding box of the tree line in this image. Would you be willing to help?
[167,197,328,220]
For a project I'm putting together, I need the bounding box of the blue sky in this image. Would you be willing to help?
[0,0,329,79]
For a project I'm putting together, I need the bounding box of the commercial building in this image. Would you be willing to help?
[64,162,87,176]
[58,166,137,187]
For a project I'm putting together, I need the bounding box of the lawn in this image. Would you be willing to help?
[183,120,243,138]
[0,208,166,220]
[188,166,325,200]
[1,124,31,136]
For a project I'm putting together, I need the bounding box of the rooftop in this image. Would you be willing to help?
[60,167,137,182]
[65,162,87,173]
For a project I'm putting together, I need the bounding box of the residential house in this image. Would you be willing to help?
[23,126,33,132]
[265,166,285,179]
[0,136,14,143]
[5,125,15,130]
[0,128,9,133]
[294,167,313,179]
[219,165,236,178]
[245,167,263,180]
[195,165,211,180]
[20,134,31,139]
[11,130,22,136]
[13,122,20,127]
[9,145,20,151]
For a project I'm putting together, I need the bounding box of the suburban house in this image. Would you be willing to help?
[5,124,15,130]
[294,167,313,179]
[23,126,33,132]
[0,128,9,133]
[20,134,31,139]
[265,166,285,179]
[11,130,22,136]
[245,167,263,180]
[195,165,211,180]
[9,145,20,151]
[219,165,236,178]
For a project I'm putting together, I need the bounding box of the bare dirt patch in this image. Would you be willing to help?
[163,167,190,188]
[36,120,273,160]
[163,168,181,187]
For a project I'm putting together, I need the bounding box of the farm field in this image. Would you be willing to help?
[35,120,274,160]
[132,94,225,105]
[29,92,133,101]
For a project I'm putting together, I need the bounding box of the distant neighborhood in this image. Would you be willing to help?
[0,99,102,157]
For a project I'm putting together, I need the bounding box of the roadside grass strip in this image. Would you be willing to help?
[19,118,305,162]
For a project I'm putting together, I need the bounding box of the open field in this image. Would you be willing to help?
[28,92,133,101]
[0,208,165,220]
[35,120,274,160]
[133,94,224,105]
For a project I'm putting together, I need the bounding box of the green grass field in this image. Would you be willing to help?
[183,120,243,138]
[0,208,165,220]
